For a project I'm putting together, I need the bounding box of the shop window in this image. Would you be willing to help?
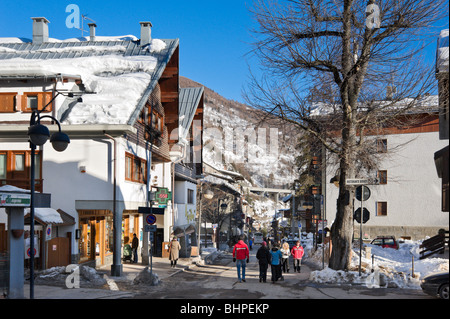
[0,92,17,113]
[377,201,387,216]
[125,152,147,184]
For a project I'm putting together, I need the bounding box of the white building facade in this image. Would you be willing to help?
[325,106,449,240]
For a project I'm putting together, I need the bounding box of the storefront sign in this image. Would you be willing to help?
[0,192,31,207]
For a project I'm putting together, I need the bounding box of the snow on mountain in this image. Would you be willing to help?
[180,76,300,189]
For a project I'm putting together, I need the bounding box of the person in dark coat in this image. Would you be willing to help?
[256,241,271,282]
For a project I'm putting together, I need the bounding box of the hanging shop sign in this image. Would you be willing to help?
[0,192,31,207]
[154,187,172,205]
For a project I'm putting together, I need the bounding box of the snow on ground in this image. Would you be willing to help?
[305,234,448,289]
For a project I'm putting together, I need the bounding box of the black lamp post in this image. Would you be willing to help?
[27,93,73,299]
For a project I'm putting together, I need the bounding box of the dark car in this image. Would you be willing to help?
[421,272,449,299]
[370,236,399,250]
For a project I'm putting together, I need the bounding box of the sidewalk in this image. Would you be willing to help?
[22,255,197,299]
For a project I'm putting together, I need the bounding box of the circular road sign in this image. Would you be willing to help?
[146,214,157,225]
[356,185,371,201]
[354,207,370,224]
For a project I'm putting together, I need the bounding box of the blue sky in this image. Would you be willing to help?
[0,1,448,103]
[0,0,256,103]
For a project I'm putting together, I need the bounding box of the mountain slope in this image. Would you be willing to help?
[180,76,299,188]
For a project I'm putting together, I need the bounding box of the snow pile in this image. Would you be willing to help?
[148,39,167,53]
[133,266,161,286]
[30,265,107,288]
[308,238,449,289]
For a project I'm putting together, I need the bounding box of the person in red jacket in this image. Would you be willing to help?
[291,241,304,273]
[233,235,250,282]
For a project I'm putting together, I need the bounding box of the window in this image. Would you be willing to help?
[187,189,194,204]
[0,154,6,180]
[378,170,387,184]
[0,150,42,191]
[22,92,52,112]
[0,92,17,113]
[125,152,147,184]
[376,139,387,153]
[151,110,164,132]
[377,202,387,216]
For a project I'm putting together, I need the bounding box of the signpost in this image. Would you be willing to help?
[351,184,372,276]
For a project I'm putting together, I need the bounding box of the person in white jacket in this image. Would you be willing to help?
[280,241,291,273]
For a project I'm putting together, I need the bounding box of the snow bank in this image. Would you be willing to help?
[308,237,449,289]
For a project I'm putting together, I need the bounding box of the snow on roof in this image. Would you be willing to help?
[24,207,64,224]
[437,29,449,74]
[0,185,30,193]
[0,37,177,125]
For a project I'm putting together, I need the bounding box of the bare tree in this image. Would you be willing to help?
[245,0,448,270]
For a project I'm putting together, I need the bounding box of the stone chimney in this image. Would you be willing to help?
[31,17,50,44]
[88,23,97,41]
[140,21,152,46]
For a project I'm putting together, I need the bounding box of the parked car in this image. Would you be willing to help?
[370,236,399,249]
[421,272,449,299]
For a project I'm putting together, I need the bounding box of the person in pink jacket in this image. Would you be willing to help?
[291,241,304,273]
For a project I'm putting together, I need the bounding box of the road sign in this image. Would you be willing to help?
[354,207,370,224]
[138,207,165,215]
[145,214,157,225]
[346,179,369,185]
[144,225,157,232]
[355,186,371,201]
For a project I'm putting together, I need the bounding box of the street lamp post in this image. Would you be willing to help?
[200,189,214,251]
[217,198,227,250]
[27,94,72,299]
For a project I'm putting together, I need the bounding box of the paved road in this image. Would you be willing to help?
[125,246,432,300]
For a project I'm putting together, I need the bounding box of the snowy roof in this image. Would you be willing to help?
[0,37,179,125]
[24,207,64,224]
[436,29,449,74]
[179,87,204,140]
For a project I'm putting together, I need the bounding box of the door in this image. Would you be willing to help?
[47,237,70,268]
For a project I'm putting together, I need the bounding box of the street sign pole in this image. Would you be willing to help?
[359,192,363,276]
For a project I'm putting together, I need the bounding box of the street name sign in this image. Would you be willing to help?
[346,179,369,185]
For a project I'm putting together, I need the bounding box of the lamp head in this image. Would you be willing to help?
[28,124,50,146]
[50,131,70,152]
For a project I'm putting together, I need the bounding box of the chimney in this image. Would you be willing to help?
[31,17,50,44]
[88,23,97,41]
[140,21,152,46]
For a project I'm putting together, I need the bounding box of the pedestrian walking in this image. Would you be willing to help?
[249,238,253,251]
[270,244,283,283]
[232,235,250,282]
[256,241,271,282]
[280,241,290,273]
[291,241,304,273]
[168,236,181,268]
